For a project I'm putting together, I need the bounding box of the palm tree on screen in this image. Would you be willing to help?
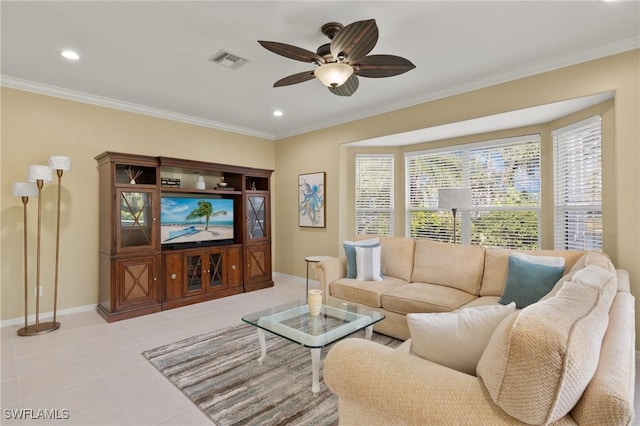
[185,200,226,230]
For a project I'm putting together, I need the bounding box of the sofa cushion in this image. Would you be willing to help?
[479,248,584,297]
[412,239,485,295]
[541,251,615,301]
[477,264,617,425]
[381,282,477,315]
[329,276,408,308]
[407,303,516,376]
[355,245,383,281]
[378,236,415,282]
[343,238,380,278]
[499,255,565,308]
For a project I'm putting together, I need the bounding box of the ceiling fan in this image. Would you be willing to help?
[258,19,416,97]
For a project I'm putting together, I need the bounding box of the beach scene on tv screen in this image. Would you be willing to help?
[161,197,233,244]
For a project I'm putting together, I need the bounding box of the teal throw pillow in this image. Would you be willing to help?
[500,255,565,309]
[343,238,379,278]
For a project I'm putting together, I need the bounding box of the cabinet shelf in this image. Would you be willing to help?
[160,187,241,196]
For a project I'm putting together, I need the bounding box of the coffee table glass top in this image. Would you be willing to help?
[242,300,384,348]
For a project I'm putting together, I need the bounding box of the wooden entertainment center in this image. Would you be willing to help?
[95,152,273,322]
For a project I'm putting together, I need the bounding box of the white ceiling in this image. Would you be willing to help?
[1,1,638,142]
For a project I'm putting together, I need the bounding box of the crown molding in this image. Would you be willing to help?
[0,76,276,140]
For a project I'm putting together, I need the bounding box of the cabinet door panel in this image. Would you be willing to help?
[116,256,158,309]
[244,243,271,286]
[164,253,183,301]
[184,253,205,294]
[116,189,157,252]
[226,246,242,287]
[207,250,227,290]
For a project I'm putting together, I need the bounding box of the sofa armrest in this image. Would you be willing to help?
[324,338,542,425]
[315,257,346,299]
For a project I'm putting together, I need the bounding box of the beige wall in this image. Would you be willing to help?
[0,88,275,320]
[275,50,638,341]
[2,50,638,345]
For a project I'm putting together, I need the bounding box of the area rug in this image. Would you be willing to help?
[142,323,400,426]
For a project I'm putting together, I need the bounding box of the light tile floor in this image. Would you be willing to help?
[2,273,639,425]
[1,273,306,425]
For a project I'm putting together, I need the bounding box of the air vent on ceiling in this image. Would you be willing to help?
[210,50,249,69]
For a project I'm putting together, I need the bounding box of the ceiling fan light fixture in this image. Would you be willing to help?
[314,62,353,87]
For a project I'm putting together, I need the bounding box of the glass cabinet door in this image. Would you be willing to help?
[185,253,204,293]
[247,195,268,241]
[117,190,156,252]
[208,252,224,289]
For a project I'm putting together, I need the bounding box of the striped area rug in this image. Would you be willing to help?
[142,323,400,426]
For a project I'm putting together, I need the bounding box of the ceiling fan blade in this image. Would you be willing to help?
[329,75,359,96]
[354,54,416,78]
[330,19,378,62]
[273,71,316,87]
[258,41,325,64]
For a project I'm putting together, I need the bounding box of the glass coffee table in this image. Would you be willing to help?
[242,300,385,392]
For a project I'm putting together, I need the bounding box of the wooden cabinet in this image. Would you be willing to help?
[96,152,272,321]
[96,153,162,322]
[163,245,244,309]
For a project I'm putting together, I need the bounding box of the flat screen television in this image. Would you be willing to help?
[161,195,234,248]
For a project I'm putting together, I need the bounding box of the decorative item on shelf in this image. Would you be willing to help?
[308,289,323,316]
[125,167,142,184]
[12,182,37,335]
[161,177,181,188]
[195,176,205,190]
[438,188,471,244]
[251,180,256,191]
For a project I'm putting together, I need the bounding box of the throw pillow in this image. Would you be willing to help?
[343,238,379,278]
[499,255,565,308]
[355,245,383,281]
[510,252,565,268]
[406,303,516,376]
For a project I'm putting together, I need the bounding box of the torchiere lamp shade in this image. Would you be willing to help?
[28,165,53,183]
[438,188,471,210]
[49,156,72,171]
[12,182,38,198]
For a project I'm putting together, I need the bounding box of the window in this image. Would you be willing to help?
[553,115,602,251]
[355,154,394,235]
[406,135,541,249]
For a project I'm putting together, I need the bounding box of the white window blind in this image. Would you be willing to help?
[406,135,541,249]
[553,115,602,251]
[355,154,394,235]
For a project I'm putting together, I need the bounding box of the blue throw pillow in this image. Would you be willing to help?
[343,238,379,278]
[499,255,565,309]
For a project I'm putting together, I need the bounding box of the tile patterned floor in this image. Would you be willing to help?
[1,274,306,425]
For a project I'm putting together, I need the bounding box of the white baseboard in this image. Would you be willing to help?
[0,304,97,328]
[1,273,311,329]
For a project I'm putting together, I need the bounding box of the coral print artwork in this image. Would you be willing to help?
[298,172,325,228]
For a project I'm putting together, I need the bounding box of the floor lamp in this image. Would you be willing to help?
[49,156,72,326]
[438,188,471,244]
[12,182,38,334]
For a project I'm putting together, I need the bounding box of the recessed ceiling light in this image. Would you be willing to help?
[273,110,283,117]
[60,49,80,61]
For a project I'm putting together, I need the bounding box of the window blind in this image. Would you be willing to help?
[406,135,541,248]
[553,115,602,251]
[355,154,394,235]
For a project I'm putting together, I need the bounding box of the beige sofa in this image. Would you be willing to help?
[316,236,588,340]
[318,236,635,425]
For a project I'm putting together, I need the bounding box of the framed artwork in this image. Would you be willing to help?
[298,172,325,228]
